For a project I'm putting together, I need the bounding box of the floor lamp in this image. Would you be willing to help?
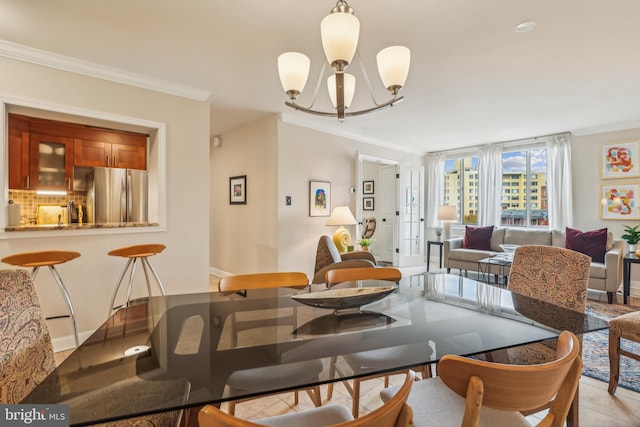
[326,206,357,253]
[437,205,457,241]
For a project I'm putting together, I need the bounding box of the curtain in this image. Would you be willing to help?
[546,133,573,230]
[478,144,503,226]
[425,152,446,228]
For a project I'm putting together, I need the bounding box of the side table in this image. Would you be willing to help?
[426,240,444,272]
[622,253,639,304]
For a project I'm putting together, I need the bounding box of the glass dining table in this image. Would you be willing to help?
[22,273,608,426]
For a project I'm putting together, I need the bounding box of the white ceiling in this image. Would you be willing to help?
[0,0,639,154]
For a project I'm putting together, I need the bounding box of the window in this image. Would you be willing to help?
[444,157,478,225]
[500,148,548,227]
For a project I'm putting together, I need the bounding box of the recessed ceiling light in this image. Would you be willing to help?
[515,20,536,33]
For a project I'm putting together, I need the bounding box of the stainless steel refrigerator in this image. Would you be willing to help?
[86,167,148,224]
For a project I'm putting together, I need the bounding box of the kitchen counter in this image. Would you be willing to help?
[5,222,159,232]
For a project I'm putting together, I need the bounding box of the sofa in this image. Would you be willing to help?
[443,227,624,303]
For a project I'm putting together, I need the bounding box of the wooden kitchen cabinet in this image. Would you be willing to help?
[28,133,75,191]
[74,135,146,170]
[8,114,148,190]
[8,115,30,189]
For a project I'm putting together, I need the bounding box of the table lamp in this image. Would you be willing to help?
[437,205,457,240]
[326,206,357,252]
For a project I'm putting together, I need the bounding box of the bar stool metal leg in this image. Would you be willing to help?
[108,255,167,318]
[143,257,167,296]
[109,258,134,318]
[31,265,80,347]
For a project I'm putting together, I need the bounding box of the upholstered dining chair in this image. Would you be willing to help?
[312,235,377,284]
[381,331,581,427]
[325,266,402,288]
[497,245,591,362]
[0,269,187,427]
[218,272,323,415]
[486,245,590,424]
[198,370,415,427]
[324,267,431,417]
[608,310,640,394]
[508,245,591,314]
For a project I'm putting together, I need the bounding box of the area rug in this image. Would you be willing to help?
[582,300,640,393]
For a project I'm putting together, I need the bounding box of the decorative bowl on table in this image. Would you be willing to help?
[498,244,519,260]
[291,286,396,311]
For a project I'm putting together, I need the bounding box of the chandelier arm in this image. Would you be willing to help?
[284,96,403,118]
[344,96,404,117]
[355,49,386,107]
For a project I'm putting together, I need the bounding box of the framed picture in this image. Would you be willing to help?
[601,183,640,220]
[363,197,375,211]
[363,180,374,194]
[229,175,247,205]
[601,141,640,179]
[309,180,331,216]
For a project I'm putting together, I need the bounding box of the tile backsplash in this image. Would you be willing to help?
[8,190,88,225]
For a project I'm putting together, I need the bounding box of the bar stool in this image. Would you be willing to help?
[108,244,167,317]
[1,250,81,346]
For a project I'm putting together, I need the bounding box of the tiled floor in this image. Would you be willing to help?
[54,266,640,426]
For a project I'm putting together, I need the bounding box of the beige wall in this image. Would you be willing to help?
[210,116,278,274]
[572,128,640,240]
[210,114,423,280]
[0,57,211,349]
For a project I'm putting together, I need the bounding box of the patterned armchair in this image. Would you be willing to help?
[0,269,188,426]
[0,269,56,404]
[312,235,377,284]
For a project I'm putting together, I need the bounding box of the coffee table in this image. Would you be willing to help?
[477,256,512,286]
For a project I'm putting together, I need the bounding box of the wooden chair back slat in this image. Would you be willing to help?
[198,371,415,427]
[439,331,581,425]
[218,272,309,294]
[326,267,401,287]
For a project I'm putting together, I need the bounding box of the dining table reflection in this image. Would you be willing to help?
[22,273,607,426]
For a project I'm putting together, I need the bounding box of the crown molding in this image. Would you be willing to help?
[0,39,211,102]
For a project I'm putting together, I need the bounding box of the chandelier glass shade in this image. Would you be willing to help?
[277,0,410,121]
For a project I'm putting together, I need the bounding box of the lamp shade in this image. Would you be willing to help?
[437,205,457,221]
[278,52,310,94]
[326,206,357,226]
[376,46,411,90]
[327,73,356,108]
[321,11,360,66]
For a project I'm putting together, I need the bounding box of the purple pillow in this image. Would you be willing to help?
[565,227,607,263]
[463,226,494,250]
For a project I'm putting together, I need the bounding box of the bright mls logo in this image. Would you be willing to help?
[1,404,69,426]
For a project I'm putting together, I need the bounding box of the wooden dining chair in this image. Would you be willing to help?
[0,269,186,426]
[198,370,414,427]
[608,310,640,395]
[217,272,323,415]
[381,331,581,427]
[486,245,590,424]
[325,266,402,288]
[324,267,431,417]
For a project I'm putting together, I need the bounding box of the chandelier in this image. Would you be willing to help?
[277,0,410,122]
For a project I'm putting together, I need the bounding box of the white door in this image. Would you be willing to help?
[380,166,397,263]
[396,165,425,267]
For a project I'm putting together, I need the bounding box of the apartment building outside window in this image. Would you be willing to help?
[443,145,548,228]
[501,148,548,227]
[444,157,478,224]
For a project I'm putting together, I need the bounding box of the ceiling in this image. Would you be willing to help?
[0,0,639,154]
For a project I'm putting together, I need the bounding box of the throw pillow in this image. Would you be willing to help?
[565,227,608,263]
[463,225,494,250]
